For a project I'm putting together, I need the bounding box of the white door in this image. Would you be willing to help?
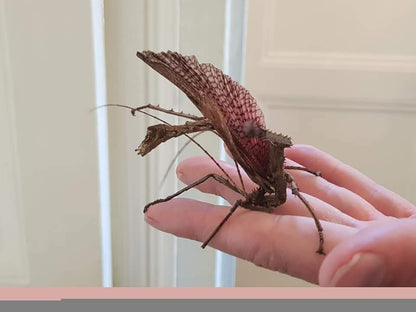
[237,0,416,286]
[0,0,102,286]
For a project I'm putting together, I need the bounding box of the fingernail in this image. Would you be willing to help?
[329,253,385,287]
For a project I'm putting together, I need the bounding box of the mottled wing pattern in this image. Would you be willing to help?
[137,50,270,176]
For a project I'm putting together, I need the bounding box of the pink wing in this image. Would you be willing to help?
[137,50,270,177]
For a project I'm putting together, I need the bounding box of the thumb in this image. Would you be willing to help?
[319,218,416,287]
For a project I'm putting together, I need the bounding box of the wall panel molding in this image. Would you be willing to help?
[246,0,416,110]
[265,96,416,113]
[259,0,416,73]
[0,0,30,285]
[105,0,180,287]
[261,51,416,73]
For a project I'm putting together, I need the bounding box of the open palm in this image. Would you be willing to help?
[144,144,416,286]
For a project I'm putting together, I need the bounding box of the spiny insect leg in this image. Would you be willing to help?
[285,172,325,255]
[130,104,204,121]
[284,166,321,177]
[136,120,214,156]
[201,199,243,249]
[143,173,246,213]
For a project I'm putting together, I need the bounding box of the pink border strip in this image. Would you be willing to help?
[0,288,415,300]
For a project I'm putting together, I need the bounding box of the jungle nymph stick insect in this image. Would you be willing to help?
[134,50,325,254]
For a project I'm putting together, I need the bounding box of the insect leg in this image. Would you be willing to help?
[201,199,243,249]
[143,173,245,213]
[285,172,325,255]
[284,166,321,177]
[137,120,214,156]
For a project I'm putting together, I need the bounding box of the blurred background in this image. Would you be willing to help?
[1,0,415,286]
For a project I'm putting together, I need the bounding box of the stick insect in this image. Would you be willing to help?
[129,50,325,254]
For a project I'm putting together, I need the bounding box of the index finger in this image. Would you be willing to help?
[145,198,356,284]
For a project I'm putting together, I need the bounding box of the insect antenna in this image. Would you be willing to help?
[92,103,135,112]
[102,103,170,124]
[102,104,243,192]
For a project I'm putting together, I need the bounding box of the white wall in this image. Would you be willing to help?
[0,0,101,286]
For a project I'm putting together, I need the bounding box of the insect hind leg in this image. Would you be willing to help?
[285,172,325,255]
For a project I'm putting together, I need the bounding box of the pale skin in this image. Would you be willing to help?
[144,144,416,286]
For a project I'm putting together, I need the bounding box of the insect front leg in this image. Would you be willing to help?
[285,172,325,255]
[137,119,214,156]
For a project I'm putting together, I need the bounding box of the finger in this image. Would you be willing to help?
[285,144,416,218]
[177,156,360,227]
[319,218,416,286]
[277,192,360,228]
[284,159,385,221]
[176,156,257,203]
[145,197,357,284]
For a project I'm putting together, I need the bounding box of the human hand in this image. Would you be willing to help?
[144,144,416,286]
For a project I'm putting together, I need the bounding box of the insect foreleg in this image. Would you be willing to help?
[137,119,214,156]
[285,172,325,255]
[284,165,321,177]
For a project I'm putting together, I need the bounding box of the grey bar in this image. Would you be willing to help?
[0,299,415,312]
